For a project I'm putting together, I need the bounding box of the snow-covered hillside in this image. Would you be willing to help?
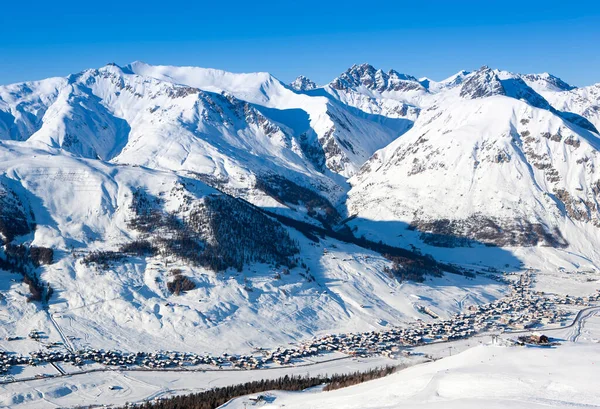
[347,66,600,268]
[0,61,599,363]
[223,342,600,409]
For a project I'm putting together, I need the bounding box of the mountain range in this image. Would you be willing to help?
[0,61,599,353]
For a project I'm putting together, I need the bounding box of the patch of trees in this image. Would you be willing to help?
[419,232,473,248]
[263,211,471,281]
[82,241,156,269]
[1,244,54,269]
[155,233,205,265]
[383,253,472,282]
[383,254,442,283]
[119,365,400,409]
[0,183,35,244]
[186,195,299,271]
[119,240,156,256]
[0,244,54,303]
[167,271,196,295]
[255,175,340,227]
[29,246,54,266]
[126,189,165,234]
[125,188,299,272]
[82,251,125,268]
[21,273,50,302]
[323,365,398,391]
[264,211,466,278]
[412,215,568,248]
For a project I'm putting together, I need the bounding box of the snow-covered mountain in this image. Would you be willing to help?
[541,83,600,132]
[290,75,317,91]
[347,66,600,264]
[0,61,599,356]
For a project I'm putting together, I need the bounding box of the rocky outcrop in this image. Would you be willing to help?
[412,215,568,248]
[290,76,317,91]
[460,66,505,99]
[522,73,575,92]
[330,64,425,93]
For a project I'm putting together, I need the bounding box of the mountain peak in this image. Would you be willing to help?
[460,65,505,99]
[290,75,317,91]
[522,72,576,92]
[330,64,425,93]
[351,62,377,71]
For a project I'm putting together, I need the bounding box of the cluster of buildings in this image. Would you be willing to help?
[0,349,267,373]
[0,272,598,377]
[289,272,598,359]
[0,351,36,373]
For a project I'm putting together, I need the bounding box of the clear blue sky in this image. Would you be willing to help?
[1,0,599,86]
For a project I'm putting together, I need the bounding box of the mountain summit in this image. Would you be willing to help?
[330,63,425,93]
[290,75,317,91]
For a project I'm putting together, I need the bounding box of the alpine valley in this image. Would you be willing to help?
[0,62,599,406]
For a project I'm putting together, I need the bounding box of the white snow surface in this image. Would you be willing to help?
[222,342,600,409]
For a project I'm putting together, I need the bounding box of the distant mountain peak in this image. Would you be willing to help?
[460,65,505,99]
[522,72,576,92]
[330,63,425,93]
[290,75,317,91]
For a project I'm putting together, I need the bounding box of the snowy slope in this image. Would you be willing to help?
[347,66,600,266]
[542,83,600,131]
[125,61,411,176]
[222,342,600,409]
[0,62,412,222]
[0,141,506,355]
[0,65,334,199]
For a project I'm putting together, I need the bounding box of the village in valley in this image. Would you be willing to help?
[0,270,598,380]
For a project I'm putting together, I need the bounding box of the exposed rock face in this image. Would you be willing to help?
[460,67,598,133]
[330,63,425,93]
[460,66,505,99]
[290,76,317,91]
[412,215,568,248]
[553,187,600,227]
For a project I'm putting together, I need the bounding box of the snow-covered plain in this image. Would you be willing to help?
[0,355,399,408]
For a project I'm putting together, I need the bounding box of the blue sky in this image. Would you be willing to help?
[1,0,599,86]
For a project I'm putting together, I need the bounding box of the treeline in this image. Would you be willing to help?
[121,189,299,272]
[323,365,399,391]
[0,244,54,302]
[117,365,400,409]
[263,210,468,281]
[0,181,35,244]
[187,194,299,271]
[255,175,341,226]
